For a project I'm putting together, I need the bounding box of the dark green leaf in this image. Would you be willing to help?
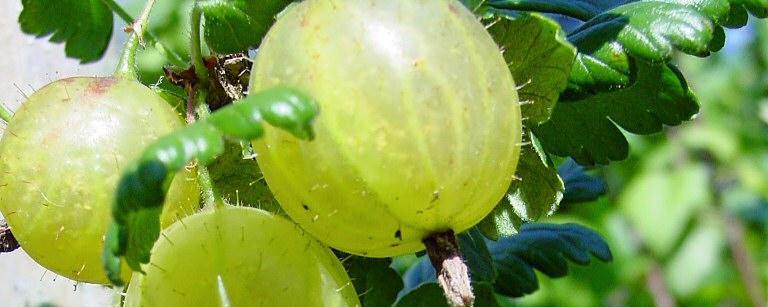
[558,159,607,204]
[493,252,538,297]
[396,282,500,307]
[343,257,403,307]
[477,201,524,240]
[208,142,281,212]
[566,1,718,95]
[488,223,612,297]
[484,1,767,168]
[533,62,699,165]
[487,0,618,20]
[473,283,503,307]
[554,0,765,95]
[730,0,768,19]
[460,0,491,14]
[478,132,564,239]
[404,224,611,299]
[18,0,114,63]
[151,79,189,114]
[458,229,497,282]
[200,0,293,53]
[399,230,496,295]
[720,0,768,26]
[396,283,448,307]
[487,13,576,125]
[651,0,731,24]
[505,136,565,221]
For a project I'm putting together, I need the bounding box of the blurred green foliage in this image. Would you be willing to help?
[503,21,768,307]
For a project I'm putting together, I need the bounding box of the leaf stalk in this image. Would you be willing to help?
[101,0,186,66]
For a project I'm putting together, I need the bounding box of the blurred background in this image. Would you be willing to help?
[508,23,768,306]
[1,0,768,306]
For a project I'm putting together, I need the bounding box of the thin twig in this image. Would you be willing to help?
[113,0,157,78]
[646,263,676,307]
[187,1,221,210]
[703,150,767,307]
[132,0,157,43]
[100,0,134,25]
[190,4,209,89]
[724,214,766,307]
[100,0,186,66]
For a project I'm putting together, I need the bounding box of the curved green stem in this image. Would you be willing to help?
[133,0,158,41]
[190,3,209,88]
[187,2,218,207]
[191,89,221,210]
[112,0,159,78]
[103,87,318,285]
[101,0,186,67]
[114,34,140,79]
[100,0,134,24]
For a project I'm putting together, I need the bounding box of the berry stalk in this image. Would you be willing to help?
[423,230,475,307]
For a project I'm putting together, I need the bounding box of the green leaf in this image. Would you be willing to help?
[398,231,497,299]
[200,0,293,54]
[566,1,718,95]
[18,0,114,63]
[729,0,768,19]
[651,0,731,24]
[558,159,607,205]
[460,0,491,14]
[207,142,281,213]
[457,228,497,282]
[487,0,617,20]
[477,201,524,240]
[487,0,768,95]
[489,223,612,298]
[343,256,403,307]
[104,87,318,285]
[396,283,447,307]
[396,282,500,307]
[471,283,503,307]
[404,224,611,299]
[507,136,565,221]
[533,62,699,165]
[479,132,564,239]
[487,13,576,125]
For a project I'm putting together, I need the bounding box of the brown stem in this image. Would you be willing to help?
[646,263,676,307]
[701,149,767,307]
[423,230,474,307]
[185,83,197,123]
[1,220,19,253]
[724,214,766,307]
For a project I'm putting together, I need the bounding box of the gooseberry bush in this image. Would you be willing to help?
[1,0,765,306]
